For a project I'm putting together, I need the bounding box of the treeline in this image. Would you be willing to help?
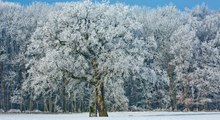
[0,1,220,113]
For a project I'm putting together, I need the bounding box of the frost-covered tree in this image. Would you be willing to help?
[26,1,157,115]
[1,0,220,113]
[0,1,53,112]
[138,6,189,111]
[169,23,197,111]
[167,7,220,111]
[15,2,53,112]
[186,11,220,111]
[0,2,23,111]
[0,46,6,110]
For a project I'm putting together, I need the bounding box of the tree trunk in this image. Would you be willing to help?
[44,98,48,112]
[53,102,56,112]
[62,76,67,113]
[81,97,84,112]
[62,90,66,113]
[196,93,200,111]
[0,63,5,111]
[20,97,23,112]
[6,85,9,111]
[98,82,108,117]
[1,81,4,111]
[10,92,13,110]
[173,90,177,112]
[89,59,108,117]
[29,93,33,111]
[204,101,207,111]
[185,83,191,112]
[71,101,74,112]
[89,81,108,117]
[49,93,52,112]
[167,64,177,111]
[89,88,97,117]
[72,101,77,112]
[36,102,39,111]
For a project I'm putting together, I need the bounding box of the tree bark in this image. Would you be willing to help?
[62,88,67,112]
[204,101,207,111]
[72,101,77,112]
[81,95,84,112]
[89,88,97,117]
[29,93,33,111]
[44,98,48,112]
[97,82,108,117]
[0,63,5,111]
[89,59,108,117]
[6,85,9,111]
[62,75,67,113]
[1,81,4,111]
[20,97,23,112]
[36,102,39,111]
[89,81,108,117]
[167,64,177,111]
[49,92,52,112]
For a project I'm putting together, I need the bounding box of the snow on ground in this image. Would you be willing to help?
[0,112,220,120]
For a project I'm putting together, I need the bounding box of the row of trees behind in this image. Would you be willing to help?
[0,1,220,113]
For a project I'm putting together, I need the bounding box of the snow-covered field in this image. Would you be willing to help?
[1,112,220,120]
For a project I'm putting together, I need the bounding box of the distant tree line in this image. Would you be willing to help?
[0,1,220,115]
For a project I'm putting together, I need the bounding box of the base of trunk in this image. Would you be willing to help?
[89,106,97,117]
[89,81,108,117]
[99,111,108,117]
[89,112,97,117]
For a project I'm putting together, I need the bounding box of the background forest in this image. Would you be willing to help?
[0,1,220,113]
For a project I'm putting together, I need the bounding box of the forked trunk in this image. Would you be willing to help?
[89,82,108,117]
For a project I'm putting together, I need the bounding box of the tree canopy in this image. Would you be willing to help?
[0,1,220,114]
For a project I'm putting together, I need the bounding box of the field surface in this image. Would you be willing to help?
[1,112,220,120]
